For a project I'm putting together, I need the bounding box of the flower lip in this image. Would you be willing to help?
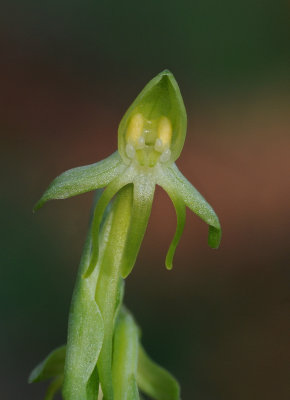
[118,70,187,167]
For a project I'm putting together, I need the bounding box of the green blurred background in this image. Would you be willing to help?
[1,1,289,399]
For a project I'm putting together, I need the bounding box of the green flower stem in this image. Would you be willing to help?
[95,185,133,400]
[62,209,105,399]
[112,308,139,400]
[30,70,221,400]
[62,185,134,400]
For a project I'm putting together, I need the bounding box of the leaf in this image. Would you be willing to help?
[28,346,66,383]
[137,345,180,400]
[34,151,125,210]
[165,164,221,248]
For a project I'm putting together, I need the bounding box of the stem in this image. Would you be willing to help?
[62,186,133,400]
[95,184,133,400]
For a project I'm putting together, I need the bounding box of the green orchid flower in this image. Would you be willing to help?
[31,70,221,400]
[35,70,221,278]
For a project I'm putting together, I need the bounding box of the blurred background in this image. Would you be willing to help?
[1,1,289,399]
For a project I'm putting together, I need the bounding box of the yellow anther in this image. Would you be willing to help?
[126,113,144,144]
[157,116,172,147]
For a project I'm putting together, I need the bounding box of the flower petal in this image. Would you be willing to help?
[161,187,186,270]
[163,164,221,248]
[120,176,155,278]
[34,151,125,210]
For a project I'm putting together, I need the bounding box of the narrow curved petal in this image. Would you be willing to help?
[34,151,125,210]
[158,179,186,270]
[120,176,155,278]
[85,172,134,277]
[162,164,221,249]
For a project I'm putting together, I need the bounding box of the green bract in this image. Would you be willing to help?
[30,70,221,400]
[35,70,221,276]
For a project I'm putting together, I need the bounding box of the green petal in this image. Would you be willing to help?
[34,151,125,210]
[112,308,140,400]
[44,376,63,400]
[120,177,155,278]
[164,164,221,248]
[156,173,186,269]
[165,195,185,270]
[28,346,66,383]
[137,345,180,400]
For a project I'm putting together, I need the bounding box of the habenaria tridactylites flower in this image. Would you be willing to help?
[35,70,221,277]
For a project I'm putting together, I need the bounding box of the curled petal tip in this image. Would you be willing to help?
[165,258,173,271]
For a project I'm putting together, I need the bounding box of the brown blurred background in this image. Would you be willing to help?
[1,1,289,399]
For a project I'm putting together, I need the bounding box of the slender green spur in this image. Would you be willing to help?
[30,70,221,400]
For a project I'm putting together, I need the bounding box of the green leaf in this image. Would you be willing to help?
[165,164,221,248]
[28,346,66,383]
[44,376,63,400]
[137,345,180,400]
[118,70,187,164]
[34,151,125,210]
[112,308,140,400]
[120,176,155,278]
